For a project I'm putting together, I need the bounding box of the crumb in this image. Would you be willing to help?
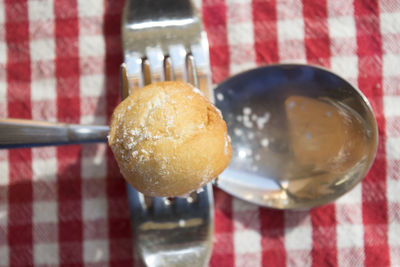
[243,107,251,115]
[234,128,243,136]
[261,138,269,147]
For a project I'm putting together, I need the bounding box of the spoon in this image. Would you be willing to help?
[0,64,378,209]
[214,64,378,209]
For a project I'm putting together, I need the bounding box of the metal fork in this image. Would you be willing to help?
[121,1,214,266]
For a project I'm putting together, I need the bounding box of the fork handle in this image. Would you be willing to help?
[0,118,109,149]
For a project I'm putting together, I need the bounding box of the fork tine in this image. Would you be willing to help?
[142,58,152,85]
[163,56,173,81]
[169,45,187,82]
[120,64,130,100]
[125,54,143,90]
[186,53,198,87]
[146,47,164,83]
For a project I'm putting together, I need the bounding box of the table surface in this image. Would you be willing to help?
[1,0,399,266]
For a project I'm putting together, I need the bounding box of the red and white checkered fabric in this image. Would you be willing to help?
[0,0,399,266]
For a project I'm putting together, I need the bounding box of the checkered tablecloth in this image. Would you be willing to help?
[0,0,399,266]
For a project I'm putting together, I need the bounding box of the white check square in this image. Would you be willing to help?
[0,42,6,64]
[0,81,6,101]
[277,19,305,41]
[79,35,105,57]
[78,0,104,18]
[388,179,400,202]
[384,96,400,117]
[383,54,400,76]
[80,115,107,125]
[285,225,312,250]
[81,155,106,179]
[227,22,254,45]
[389,223,400,246]
[0,202,7,226]
[33,201,58,223]
[328,16,356,38]
[192,0,201,10]
[234,229,261,253]
[380,12,400,34]
[84,240,109,263]
[330,56,358,79]
[0,159,9,185]
[337,224,364,248]
[0,246,8,267]
[31,78,56,101]
[0,2,4,24]
[83,198,107,220]
[30,39,55,61]
[32,158,57,181]
[34,243,59,265]
[80,74,105,97]
[28,0,54,21]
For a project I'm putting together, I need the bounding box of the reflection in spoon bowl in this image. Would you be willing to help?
[214,64,378,209]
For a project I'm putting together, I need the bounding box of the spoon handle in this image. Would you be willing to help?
[0,118,109,149]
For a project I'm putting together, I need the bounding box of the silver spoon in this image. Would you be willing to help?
[0,64,378,209]
[214,64,378,209]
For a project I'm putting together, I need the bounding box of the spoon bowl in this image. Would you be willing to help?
[214,64,378,209]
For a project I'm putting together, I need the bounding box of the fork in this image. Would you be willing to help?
[121,0,214,266]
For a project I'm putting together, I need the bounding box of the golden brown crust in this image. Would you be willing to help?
[109,81,232,196]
